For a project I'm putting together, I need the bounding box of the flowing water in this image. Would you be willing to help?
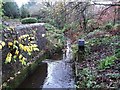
[17,39,75,89]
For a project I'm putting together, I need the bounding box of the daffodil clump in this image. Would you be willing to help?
[0,40,5,50]
[1,26,40,65]
[18,34,39,55]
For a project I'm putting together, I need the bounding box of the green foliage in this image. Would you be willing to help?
[21,17,38,24]
[77,68,96,88]
[2,1,20,18]
[86,19,99,32]
[98,55,117,70]
[104,23,113,30]
[105,73,120,79]
[63,23,79,31]
[45,23,64,48]
[86,35,120,47]
[0,0,3,17]
[20,4,30,18]
[44,23,56,31]
[115,49,120,58]
[71,44,78,53]
[113,24,120,29]
[0,23,2,30]
[87,29,104,38]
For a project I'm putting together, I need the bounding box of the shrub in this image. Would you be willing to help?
[21,17,38,24]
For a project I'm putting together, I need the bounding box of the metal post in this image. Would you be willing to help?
[77,39,85,63]
[75,39,85,85]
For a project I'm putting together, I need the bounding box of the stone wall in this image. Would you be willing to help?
[2,23,48,85]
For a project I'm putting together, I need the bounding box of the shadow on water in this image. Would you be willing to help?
[17,52,63,89]
[17,63,47,89]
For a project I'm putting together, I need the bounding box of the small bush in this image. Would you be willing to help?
[21,17,38,24]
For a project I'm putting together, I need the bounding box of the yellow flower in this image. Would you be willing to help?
[32,44,38,48]
[7,27,11,31]
[15,50,19,55]
[33,48,39,51]
[23,46,28,52]
[9,26,14,30]
[8,42,13,46]
[6,53,12,63]
[26,47,32,53]
[19,44,23,49]
[20,57,26,65]
[18,36,22,40]
[0,45,2,50]
[26,34,29,37]
[1,41,5,47]
[19,54,23,59]
[14,40,18,44]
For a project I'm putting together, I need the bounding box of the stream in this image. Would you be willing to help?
[17,39,75,89]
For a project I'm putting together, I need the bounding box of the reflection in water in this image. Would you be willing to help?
[17,63,47,88]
